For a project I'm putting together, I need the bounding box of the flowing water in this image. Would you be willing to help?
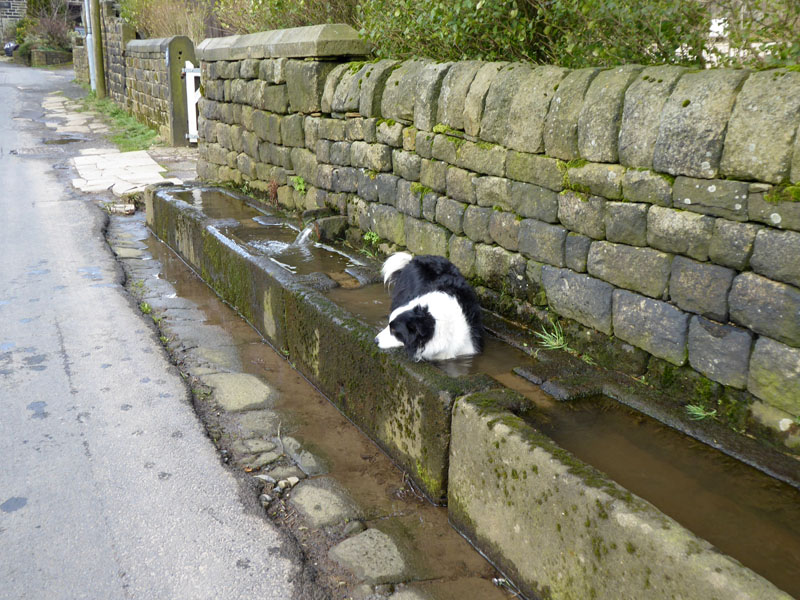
[157,187,800,597]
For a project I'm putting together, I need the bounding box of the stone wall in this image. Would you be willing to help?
[100,0,134,106]
[194,29,800,450]
[31,48,72,66]
[125,37,195,145]
[73,42,89,85]
[0,0,26,38]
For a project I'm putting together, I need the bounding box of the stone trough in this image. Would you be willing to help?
[145,182,792,599]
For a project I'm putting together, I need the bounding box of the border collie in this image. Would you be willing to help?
[374,252,484,361]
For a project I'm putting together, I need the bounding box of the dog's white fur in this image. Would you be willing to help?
[375,291,477,361]
[381,251,413,284]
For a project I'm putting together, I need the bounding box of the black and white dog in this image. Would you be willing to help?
[375,252,484,361]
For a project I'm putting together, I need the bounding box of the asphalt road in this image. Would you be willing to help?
[0,63,297,599]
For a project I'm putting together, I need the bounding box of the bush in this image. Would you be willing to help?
[15,17,38,45]
[213,0,357,35]
[120,0,211,43]
[357,0,712,67]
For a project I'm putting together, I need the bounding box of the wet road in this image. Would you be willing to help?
[0,64,297,598]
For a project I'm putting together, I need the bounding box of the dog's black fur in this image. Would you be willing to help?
[385,255,484,356]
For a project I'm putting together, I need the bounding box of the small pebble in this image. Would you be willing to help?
[258,493,273,507]
[287,476,300,487]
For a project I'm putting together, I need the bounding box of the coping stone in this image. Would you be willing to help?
[544,67,600,160]
[198,25,369,61]
[503,65,568,154]
[720,69,800,184]
[653,69,749,179]
[463,62,507,138]
[437,60,482,132]
[618,65,686,168]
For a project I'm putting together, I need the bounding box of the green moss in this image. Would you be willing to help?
[410,182,433,197]
[765,183,800,204]
[626,541,637,554]
[377,118,397,127]
[682,99,691,107]
[432,123,464,137]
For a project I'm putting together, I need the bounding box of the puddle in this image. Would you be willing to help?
[43,135,85,145]
[325,280,800,598]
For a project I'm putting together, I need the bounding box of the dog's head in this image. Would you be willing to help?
[374,305,436,361]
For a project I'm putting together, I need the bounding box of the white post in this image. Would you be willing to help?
[183,60,201,143]
[83,0,97,91]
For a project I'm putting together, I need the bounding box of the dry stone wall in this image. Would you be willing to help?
[195,29,800,445]
[100,0,135,106]
[73,42,89,85]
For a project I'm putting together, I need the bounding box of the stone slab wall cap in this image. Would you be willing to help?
[196,35,242,62]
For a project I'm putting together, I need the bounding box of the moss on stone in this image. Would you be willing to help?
[765,183,800,204]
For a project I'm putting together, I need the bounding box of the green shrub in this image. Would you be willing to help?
[213,0,357,35]
[357,0,712,67]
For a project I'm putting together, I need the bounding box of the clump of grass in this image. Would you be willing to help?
[290,176,307,195]
[685,404,717,421]
[78,91,160,152]
[139,301,152,314]
[534,320,569,351]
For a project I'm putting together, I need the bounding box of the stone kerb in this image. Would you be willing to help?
[193,33,800,441]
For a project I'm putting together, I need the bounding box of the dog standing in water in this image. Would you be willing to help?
[375,252,484,361]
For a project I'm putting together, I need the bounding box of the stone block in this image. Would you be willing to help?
[621,169,673,207]
[463,62,507,137]
[669,256,735,322]
[647,206,714,261]
[376,173,399,206]
[518,219,566,267]
[566,162,625,200]
[653,69,749,179]
[318,118,346,141]
[286,60,336,113]
[330,141,351,166]
[488,211,520,252]
[446,167,476,204]
[331,65,365,114]
[720,69,800,184]
[612,289,689,365]
[369,204,405,246]
[510,182,559,223]
[376,120,404,147]
[404,217,448,257]
[363,118,378,143]
[688,317,753,390]
[748,189,800,231]
[357,169,379,202]
[578,65,642,163]
[474,176,512,211]
[321,63,350,113]
[604,201,648,246]
[351,141,392,172]
[750,228,800,288]
[437,61,482,132]
[588,241,672,298]
[381,59,430,122]
[419,159,447,194]
[558,191,605,240]
[345,117,365,141]
[255,82,289,114]
[542,267,613,334]
[543,67,601,160]
[359,59,401,118]
[565,233,591,273]
[463,206,494,244]
[729,272,800,347]
[422,191,439,222]
[672,176,748,220]
[280,113,305,147]
[392,150,421,181]
[708,219,760,270]
[449,236,476,278]
[291,148,318,187]
[396,180,422,218]
[475,245,528,297]
[242,130,259,159]
[618,65,686,168]
[480,63,533,145]
[503,65,568,154]
[316,139,332,163]
[431,134,459,164]
[506,152,563,192]
[455,141,507,177]
[331,166,359,193]
[415,130,435,159]
[748,336,800,416]
[414,62,452,131]
[402,126,416,151]
[435,197,466,234]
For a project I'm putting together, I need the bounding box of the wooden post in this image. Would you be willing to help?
[89,0,106,98]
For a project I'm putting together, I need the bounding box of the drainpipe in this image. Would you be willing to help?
[89,0,106,98]
[83,0,97,91]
